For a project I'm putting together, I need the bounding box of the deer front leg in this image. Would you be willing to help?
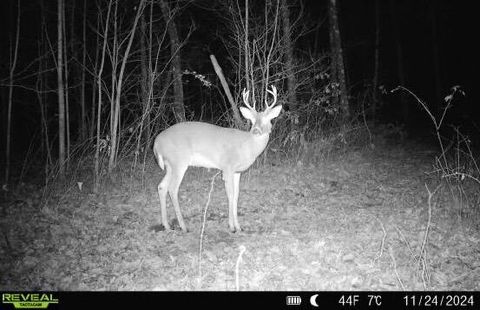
[224,171,236,232]
[232,173,242,232]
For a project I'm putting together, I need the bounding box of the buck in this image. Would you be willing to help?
[153,85,282,232]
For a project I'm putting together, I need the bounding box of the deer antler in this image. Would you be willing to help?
[242,88,256,111]
[265,85,278,110]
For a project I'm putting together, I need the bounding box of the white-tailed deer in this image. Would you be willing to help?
[153,85,281,232]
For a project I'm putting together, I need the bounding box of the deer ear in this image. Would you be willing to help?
[265,105,282,121]
[240,107,256,123]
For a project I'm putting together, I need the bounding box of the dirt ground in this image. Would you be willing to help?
[1,143,479,290]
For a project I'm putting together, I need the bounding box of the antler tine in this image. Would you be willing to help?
[265,85,278,109]
[242,88,256,111]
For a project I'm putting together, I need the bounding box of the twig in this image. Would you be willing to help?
[394,225,416,263]
[197,171,220,287]
[389,246,405,291]
[235,245,246,291]
[449,266,480,284]
[420,184,437,255]
[372,215,386,264]
[418,184,439,289]
[443,172,480,185]
[420,251,429,290]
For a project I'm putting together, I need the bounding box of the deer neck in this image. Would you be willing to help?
[247,132,270,157]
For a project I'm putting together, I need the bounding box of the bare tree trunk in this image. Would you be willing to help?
[140,13,149,135]
[145,1,154,142]
[90,11,100,139]
[210,54,243,127]
[36,49,52,168]
[140,1,157,171]
[94,0,112,191]
[244,0,250,91]
[159,0,186,122]
[280,0,297,110]
[430,0,441,116]
[372,0,380,122]
[328,0,349,119]
[38,2,52,169]
[110,0,119,154]
[4,0,21,187]
[57,0,66,177]
[134,12,150,167]
[80,0,87,140]
[389,0,408,124]
[108,0,146,172]
[63,2,70,163]
[263,0,281,102]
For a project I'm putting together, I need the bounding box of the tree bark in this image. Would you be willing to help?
[80,0,87,140]
[94,0,112,191]
[38,1,52,168]
[90,11,100,139]
[4,0,21,187]
[328,0,349,119]
[140,12,150,135]
[280,0,297,110]
[159,0,186,122]
[244,0,250,91]
[390,0,408,124]
[210,55,243,127]
[108,0,145,172]
[134,12,150,166]
[57,0,66,177]
[430,0,441,116]
[372,0,380,122]
[63,2,70,163]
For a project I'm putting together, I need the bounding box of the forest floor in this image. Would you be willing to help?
[1,141,479,290]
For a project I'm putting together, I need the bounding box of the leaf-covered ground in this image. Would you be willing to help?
[1,143,479,290]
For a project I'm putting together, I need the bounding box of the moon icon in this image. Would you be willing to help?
[310,294,319,307]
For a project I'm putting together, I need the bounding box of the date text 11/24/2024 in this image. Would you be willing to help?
[331,293,475,308]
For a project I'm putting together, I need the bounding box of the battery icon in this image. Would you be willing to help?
[286,296,302,306]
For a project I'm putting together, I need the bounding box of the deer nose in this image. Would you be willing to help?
[252,127,262,135]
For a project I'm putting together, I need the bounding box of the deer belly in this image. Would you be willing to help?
[190,152,219,169]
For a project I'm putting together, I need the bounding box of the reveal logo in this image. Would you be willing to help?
[2,293,58,309]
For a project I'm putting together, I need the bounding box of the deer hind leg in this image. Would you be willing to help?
[158,162,172,230]
[168,162,189,232]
